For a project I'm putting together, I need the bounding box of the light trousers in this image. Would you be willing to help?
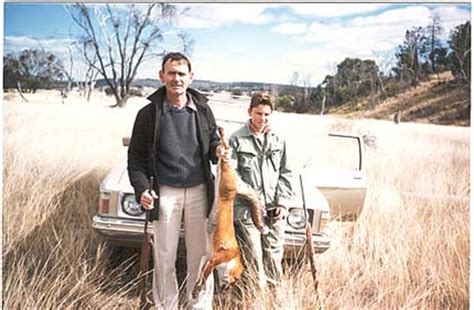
[236,211,285,289]
[152,183,214,310]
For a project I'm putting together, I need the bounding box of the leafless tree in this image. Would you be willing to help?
[77,63,100,102]
[288,71,313,112]
[67,3,186,107]
[374,50,396,94]
[59,44,76,99]
[302,73,312,106]
[290,71,299,87]
[320,95,326,116]
[426,12,443,74]
[177,30,195,57]
[395,27,428,87]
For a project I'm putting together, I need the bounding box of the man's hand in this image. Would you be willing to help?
[273,205,287,221]
[140,190,158,210]
[262,123,272,134]
[215,144,230,162]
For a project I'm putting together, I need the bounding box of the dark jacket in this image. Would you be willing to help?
[127,87,220,221]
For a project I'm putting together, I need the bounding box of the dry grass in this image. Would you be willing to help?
[3,89,469,309]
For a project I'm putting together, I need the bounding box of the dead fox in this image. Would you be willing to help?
[192,127,268,297]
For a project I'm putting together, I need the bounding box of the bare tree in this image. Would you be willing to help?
[290,71,299,87]
[67,4,186,107]
[395,27,428,87]
[320,95,326,116]
[374,50,396,96]
[287,71,313,112]
[177,30,195,56]
[58,44,76,101]
[425,12,443,74]
[302,73,312,109]
[77,63,100,102]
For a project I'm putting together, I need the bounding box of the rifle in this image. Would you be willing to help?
[299,174,319,293]
[138,177,154,309]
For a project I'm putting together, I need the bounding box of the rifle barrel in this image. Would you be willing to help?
[138,176,154,308]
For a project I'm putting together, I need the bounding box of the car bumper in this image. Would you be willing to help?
[284,232,331,256]
[92,215,331,254]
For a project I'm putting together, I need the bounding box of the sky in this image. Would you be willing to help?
[3,2,471,86]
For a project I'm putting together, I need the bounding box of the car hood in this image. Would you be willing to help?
[100,161,134,193]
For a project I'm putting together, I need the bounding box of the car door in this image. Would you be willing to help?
[300,133,367,221]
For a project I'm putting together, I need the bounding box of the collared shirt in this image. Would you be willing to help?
[163,93,197,113]
[229,121,294,214]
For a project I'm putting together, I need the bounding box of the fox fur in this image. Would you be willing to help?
[192,127,267,298]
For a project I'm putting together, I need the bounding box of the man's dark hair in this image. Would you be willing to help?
[161,52,192,72]
[250,92,275,111]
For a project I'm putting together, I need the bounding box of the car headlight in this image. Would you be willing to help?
[122,194,144,216]
[287,208,307,229]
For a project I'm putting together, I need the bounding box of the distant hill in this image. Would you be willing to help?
[329,72,470,127]
[93,73,469,127]
[94,78,294,92]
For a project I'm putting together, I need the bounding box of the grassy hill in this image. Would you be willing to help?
[329,72,470,127]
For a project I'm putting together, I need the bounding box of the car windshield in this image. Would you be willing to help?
[298,134,361,172]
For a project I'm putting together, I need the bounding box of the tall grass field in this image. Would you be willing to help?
[3,90,469,308]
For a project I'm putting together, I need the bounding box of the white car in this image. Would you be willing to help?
[92,119,367,257]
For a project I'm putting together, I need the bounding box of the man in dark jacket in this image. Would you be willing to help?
[128,52,222,309]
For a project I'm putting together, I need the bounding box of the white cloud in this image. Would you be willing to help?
[259,5,464,85]
[302,6,434,50]
[304,21,404,55]
[4,36,75,55]
[185,46,347,86]
[432,6,471,39]
[6,3,469,86]
[172,3,392,29]
[278,4,471,73]
[176,51,293,85]
[281,48,349,85]
[4,36,93,80]
[176,4,275,29]
[171,4,470,85]
[351,5,431,27]
[287,3,390,18]
[272,22,308,35]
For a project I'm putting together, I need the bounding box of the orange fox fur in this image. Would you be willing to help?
[192,127,267,297]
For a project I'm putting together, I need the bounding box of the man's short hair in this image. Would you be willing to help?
[161,52,192,72]
[250,92,275,111]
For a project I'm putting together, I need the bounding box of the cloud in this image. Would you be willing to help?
[281,47,350,85]
[272,22,308,35]
[351,5,432,27]
[286,3,391,18]
[275,4,471,68]
[176,4,275,29]
[4,36,75,55]
[6,3,469,86]
[267,4,471,85]
[301,6,434,50]
[172,3,392,29]
[4,36,92,79]
[432,6,471,39]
